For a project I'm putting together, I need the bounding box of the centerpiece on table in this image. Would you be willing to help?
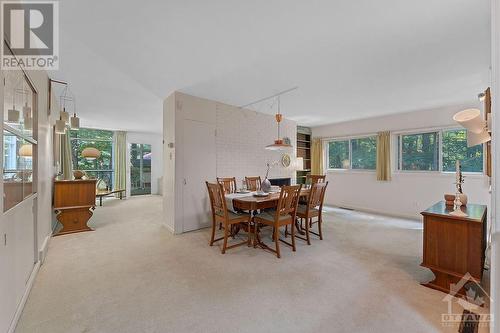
[261,161,278,192]
[448,160,468,217]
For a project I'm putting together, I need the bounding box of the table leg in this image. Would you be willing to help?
[100,196,103,207]
[295,217,305,235]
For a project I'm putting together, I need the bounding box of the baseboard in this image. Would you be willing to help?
[328,203,420,221]
[7,260,41,333]
[38,234,51,264]
[163,223,175,234]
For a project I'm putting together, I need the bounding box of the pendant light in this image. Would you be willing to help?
[59,84,80,129]
[265,96,292,151]
[70,113,80,130]
[19,144,32,157]
[22,87,32,130]
[55,116,66,134]
[7,92,20,123]
[82,147,101,160]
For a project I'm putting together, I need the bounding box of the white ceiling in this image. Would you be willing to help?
[52,0,491,133]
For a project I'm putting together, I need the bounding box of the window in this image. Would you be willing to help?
[399,132,439,171]
[130,143,152,196]
[351,137,376,170]
[442,129,483,173]
[397,129,483,173]
[70,128,114,187]
[328,140,349,169]
[328,136,377,170]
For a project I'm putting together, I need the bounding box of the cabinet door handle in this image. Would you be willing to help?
[183,179,187,185]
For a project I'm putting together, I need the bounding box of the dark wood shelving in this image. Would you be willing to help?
[296,127,311,185]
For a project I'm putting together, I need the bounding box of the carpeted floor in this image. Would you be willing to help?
[15,195,489,333]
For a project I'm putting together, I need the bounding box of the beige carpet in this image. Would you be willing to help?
[15,195,489,333]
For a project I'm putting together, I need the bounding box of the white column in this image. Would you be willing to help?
[490,0,500,332]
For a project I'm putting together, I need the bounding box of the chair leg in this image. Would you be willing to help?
[305,215,311,245]
[219,223,222,230]
[284,225,288,238]
[291,222,296,252]
[318,215,323,240]
[209,219,216,246]
[222,223,229,254]
[274,225,281,258]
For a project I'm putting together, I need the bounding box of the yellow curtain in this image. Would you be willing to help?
[60,126,73,180]
[311,138,323,175]
[113,131,127,196]
[376,131,391,181]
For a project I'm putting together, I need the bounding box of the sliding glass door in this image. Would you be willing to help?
[130,143,151,195]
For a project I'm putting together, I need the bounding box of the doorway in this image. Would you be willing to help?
[130,143,152,196]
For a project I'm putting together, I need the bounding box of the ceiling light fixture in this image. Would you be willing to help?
[453,108,491,147]
[265,96,292,151]
[82,147,101,160]
[19,144,32,157]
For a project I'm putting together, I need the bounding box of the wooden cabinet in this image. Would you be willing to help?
[53,180,96,236]
[296,126,311,185]
[421,201,487,295]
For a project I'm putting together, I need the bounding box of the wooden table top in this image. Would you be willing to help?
[421,201,487,223]
[231,188,310,210]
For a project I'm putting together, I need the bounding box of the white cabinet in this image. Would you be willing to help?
[0,198,36,333]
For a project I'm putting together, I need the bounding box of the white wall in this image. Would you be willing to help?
[126,131,163,196]
[215,101,296,183]
[163,92,297,233]
[312,103,491,219]
[0,66,58,333]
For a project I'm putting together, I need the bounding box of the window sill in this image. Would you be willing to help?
[392,171,486,179]
[327,169,376,174]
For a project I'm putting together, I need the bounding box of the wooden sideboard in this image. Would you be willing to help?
[53,179,97,236]
[421,201,487,296]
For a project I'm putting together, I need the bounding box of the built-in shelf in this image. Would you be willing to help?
[296,128,311,184]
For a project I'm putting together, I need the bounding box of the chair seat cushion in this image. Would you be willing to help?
[296,204,319,217]
[254,210,291,223]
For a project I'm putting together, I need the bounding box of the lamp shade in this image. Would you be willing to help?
[19,144,32,157]
[55,119,66,134]
[70,113,80,130]
[60,108,70,123]
[453,109,484,134]
[295,157,304,171]
[82,147,100,160]
[467,130,491,147]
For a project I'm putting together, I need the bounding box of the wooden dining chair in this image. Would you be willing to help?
[253,184,302,258]
[245,176,262,191]
[217,177,237,194]
[306,174,326,184]
[206,182,251,254]
[294,181,328,245]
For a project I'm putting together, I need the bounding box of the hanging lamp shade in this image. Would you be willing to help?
[19,144,32,157]
[453,109,484,134]
[265,99,292,151]
[70,113,80,130]
[8,107,20,123]
[82,147,101,160]
[55,118,66,134]
[60,107,70,123]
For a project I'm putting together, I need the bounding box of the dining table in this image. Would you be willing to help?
[225,188,311,247]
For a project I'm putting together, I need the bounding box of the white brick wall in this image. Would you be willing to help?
[215,102,297,187]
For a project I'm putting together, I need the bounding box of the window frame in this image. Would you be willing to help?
[326,134,377,172]
[69,128,114,186]
[2,39,38,213]
[394,126,485,175]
